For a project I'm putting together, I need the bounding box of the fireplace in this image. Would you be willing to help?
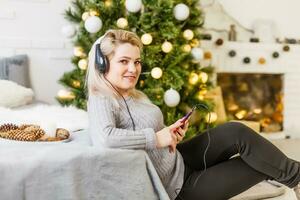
[217,73,284,133]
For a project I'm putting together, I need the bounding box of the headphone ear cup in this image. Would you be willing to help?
[95,43,109,73]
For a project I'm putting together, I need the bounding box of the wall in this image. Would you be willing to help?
[0,0,73,104]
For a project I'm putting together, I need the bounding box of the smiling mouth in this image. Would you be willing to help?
[123,75,136,79]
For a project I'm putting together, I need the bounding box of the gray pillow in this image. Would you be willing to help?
[0,55,30,88]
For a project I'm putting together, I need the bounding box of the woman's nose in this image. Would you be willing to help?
[128,62,137,73]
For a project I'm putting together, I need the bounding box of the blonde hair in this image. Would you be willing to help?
[85,29,151,106]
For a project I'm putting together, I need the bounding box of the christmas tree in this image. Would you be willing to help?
[58,0,216,139]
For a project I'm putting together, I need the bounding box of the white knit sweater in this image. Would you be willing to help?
[87,94,185,200]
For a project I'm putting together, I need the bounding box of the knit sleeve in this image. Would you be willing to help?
[87,95,157,150]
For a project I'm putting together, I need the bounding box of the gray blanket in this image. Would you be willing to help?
[0,131,170,200]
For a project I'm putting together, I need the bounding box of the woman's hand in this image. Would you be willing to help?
[155,119,183,152]
[174,121,189,143]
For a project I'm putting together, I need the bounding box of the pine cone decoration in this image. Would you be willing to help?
[0,123,18,132]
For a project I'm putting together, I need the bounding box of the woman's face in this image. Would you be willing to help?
[105,43,141,96]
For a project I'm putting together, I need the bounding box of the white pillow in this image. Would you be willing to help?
[0,80,34,108]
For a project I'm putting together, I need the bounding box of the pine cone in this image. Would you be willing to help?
[0,123,18,132]
[8,130,37,141]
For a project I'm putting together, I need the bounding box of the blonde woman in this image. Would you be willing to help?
[86,29,300,200]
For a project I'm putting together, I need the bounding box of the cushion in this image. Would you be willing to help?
[0,55,30,87]
[0,80,34,108]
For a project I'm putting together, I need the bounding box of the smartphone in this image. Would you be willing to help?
[180,107,195,128]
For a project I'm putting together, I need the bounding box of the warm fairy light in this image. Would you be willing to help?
[183,29,194,40]
[199,72,208,83]
[205,112,218,123]
[89,10,99,16]
[235,110,247,119]
[162,41,173,53]
[151,67,163,79]
[189,72,199,85]
[182,44,191,52]
[141,33,153,45]
[73,46,84,57]
[253,108,262,114]
[117,18,128,29]
[57,89,75,100]
[78,58,88,70]
[81,12,90,21]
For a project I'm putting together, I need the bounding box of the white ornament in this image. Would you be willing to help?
[191,47,204,61]
[173,3,190,21]
[61,25,76,38]
[125,0,142,13]
[162,41,173,53]
[164,88,180,107]
[151,67,163,79]
[117,18,128,29]
[82,12,90,21]
[183,29,194,40]
[84,16,102,33]
[78,59,88,70]
[141,33,153,45]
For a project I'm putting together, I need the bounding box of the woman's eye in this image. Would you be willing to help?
[120,60,128,64]
[135,61,141,65]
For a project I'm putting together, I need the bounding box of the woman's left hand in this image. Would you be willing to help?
[174,121,189,143]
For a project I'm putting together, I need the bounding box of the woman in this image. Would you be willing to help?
[86,29,300,200]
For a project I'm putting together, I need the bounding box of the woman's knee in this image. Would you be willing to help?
[226,121,255,139]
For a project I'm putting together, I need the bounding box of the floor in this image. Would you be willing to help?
[231,138,300,200]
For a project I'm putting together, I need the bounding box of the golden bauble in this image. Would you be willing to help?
[81,12,90,21]
[141,33,153,45]
[190,39,200,47]
[72,80,81,88]
[162,41,173,53]
[151,67,163,79]
[188,72,199,85]
[78,58,88,70]
[199,72,208,83]
[182,44,191,52]
[89,10,99,16]
[117,18,128,29]
[183,29,194,40]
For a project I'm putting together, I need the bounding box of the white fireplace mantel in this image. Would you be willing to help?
[201,41,300,139]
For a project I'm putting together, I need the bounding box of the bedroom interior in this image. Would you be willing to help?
[0,0,300,199]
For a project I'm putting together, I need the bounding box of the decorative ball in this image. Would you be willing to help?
[84,16,102,33]
[183,29,194,40]
[78,59,88,70]
[258,57,266,65]
[117,18,128,29]
[61,25,76,38]
[72,80,81,88]
[81,12,90,21]
[190,39,200,47]
[162,41,173,53]
[272,51,280,58]
[189,72,199,85]
[205,112,218,123]
[182,44,191,52]
[151,67,163,79]
[283,45,290,52]
[243,57,251,64]
[199,72,208,83]
[204,51,212,59]
[89,10,99,16]
[173,3,190,21]
[125,0,142,13]
[105,0,112,7]
[215,38,224,46]
[73,46,84,57]
[139,80,145,87]
[197,93,204,100]
[141,33,153,45]
[164,88,180,107]
[228,50,236,57]
[191,47,204,61]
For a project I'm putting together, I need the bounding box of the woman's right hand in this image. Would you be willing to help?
[155,119,184,152]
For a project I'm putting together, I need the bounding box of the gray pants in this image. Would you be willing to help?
[175,122,300,200]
